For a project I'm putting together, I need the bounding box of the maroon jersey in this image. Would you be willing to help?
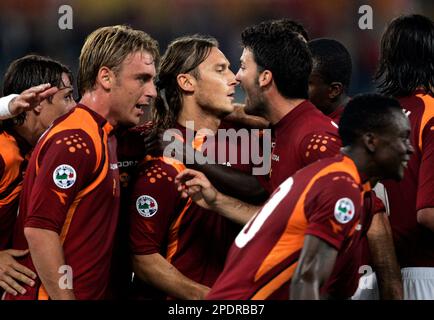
[259,100,342,193]
[383,93,434,267]
[5,104,120,300]
[207,155,372,300]
[129,124,252,299]
[0,130,31,249]
[107,123,153,299]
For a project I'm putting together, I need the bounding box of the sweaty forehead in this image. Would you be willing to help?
[240,48,254,63]
[207,47,229,64]
[123,50,155,66]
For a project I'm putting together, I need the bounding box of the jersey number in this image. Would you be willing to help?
[235,177,294,248]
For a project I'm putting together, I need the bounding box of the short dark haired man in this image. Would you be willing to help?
[308,38,352,123]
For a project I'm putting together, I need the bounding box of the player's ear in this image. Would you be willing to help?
[97,67,115,91]
[177,73,195,93]
[258,70,272,88]
[362,132,377,153]
[328,82,343,100]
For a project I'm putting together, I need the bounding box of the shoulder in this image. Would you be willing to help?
[132,156,183,195]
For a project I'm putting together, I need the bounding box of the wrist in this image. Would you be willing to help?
[0,94,19,119]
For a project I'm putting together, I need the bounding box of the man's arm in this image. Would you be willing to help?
[0,249,36,296]
[290,235,338,300]
[188,163,269,204]
[132,253,210,300]
[223,103,270,129]
[24,228,75,300]
[0,84,58,119]
[367,212,403,299]
[175,169,260,225]
[145,130,269,204]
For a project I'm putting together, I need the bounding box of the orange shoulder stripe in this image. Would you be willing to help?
[251,263,298,300]
[58,123,111,244]
[36,108,104,174]
[417,94,434,152]
[166,198,193,263]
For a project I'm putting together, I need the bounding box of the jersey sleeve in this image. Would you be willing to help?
[129,160,181,256]
[300,132,341,166]
[304,174,362,250]
[417,117,434,210]
[24,129,97,233]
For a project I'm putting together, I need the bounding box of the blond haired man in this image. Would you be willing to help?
[4,25,159,300]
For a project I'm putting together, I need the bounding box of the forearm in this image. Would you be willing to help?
[190,163,268,204]
[367,213,403,300]
[133,253,209,300]
[290,277,320,300]
[211,192,261,225]
[24,228,75,300]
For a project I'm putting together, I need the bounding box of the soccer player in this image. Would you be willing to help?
[307,38,352,124]
[129,35,256,300]
[305,38,400,300]
[376,14,434,299]
[176,94,413,299]
[4,25,159,300]
[0,55,74,297]
[235,20,341,194]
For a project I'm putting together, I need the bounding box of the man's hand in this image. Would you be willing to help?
[0,249,36,296]
[8,83,59,116]
[224,103,270,129]
[175,169,219,210]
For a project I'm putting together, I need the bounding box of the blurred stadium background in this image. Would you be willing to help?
[0,0,433,102]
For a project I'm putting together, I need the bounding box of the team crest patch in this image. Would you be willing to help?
[136,195,158,218]
[334,198,355,224]
[53,164,76,189]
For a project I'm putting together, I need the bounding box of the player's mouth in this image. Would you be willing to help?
[227,92,235,100]
[401,155,410,169]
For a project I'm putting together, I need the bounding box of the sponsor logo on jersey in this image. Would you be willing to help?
[271,154,280,162]
[334,197,355,224]
[136,195,158,218]
[53,164,76,189]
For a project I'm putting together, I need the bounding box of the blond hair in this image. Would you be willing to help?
[78,25,159,95]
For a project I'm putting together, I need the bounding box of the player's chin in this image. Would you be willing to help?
[121,115,141,128]
[389,166,405,181]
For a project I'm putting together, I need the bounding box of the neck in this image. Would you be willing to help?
[265,93,306,125]
[14,115,43,146]
[177,99,221,133]
[80,91,116,127]
[324,94,350,116]
[341,146,378,186]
